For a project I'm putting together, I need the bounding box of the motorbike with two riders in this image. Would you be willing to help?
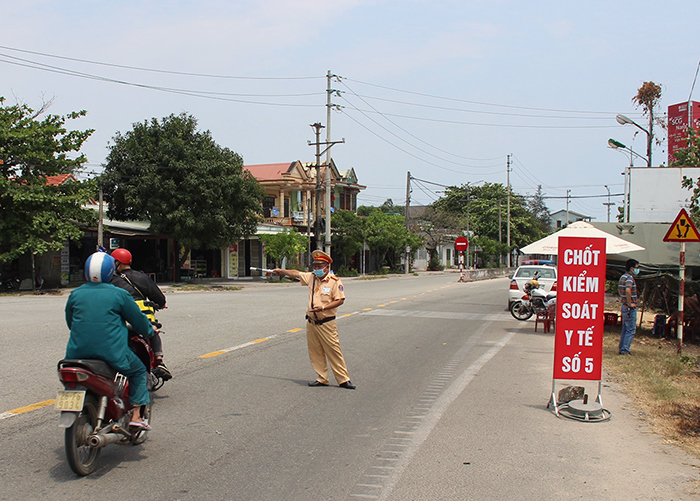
[56,301,167,475]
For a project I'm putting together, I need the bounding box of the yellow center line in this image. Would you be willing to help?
[363,308,373,311]
[401,298,407,300]
[8,399,56,415]
[6,311,361,421]
[377,304,386,307]
[200,350,227,358]
[389,300,397,304]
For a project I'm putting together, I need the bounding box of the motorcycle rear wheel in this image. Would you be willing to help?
[510,301,534,321]
[65,394,101,476]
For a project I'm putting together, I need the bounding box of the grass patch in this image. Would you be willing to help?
[355,275,389,281]
[171,284,212,292]
[603,323,700,458]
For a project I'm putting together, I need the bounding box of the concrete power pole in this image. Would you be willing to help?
[311,122,325,251]
[322,71,345,256]
[97,179,104,249]
[308,117,344,254]
[603,185,614,222]
[506,154,512,266]
[325,71,333,255]
[405,171,411,275]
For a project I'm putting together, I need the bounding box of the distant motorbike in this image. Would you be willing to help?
[56,334,157,475]
[510,278,557,321]
[0,273,20,291]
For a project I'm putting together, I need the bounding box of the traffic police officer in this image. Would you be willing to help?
[273,250,356,389]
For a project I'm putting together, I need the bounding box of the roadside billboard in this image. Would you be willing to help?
[668,101,700,165]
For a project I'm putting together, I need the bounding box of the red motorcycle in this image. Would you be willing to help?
[56,335,156,476]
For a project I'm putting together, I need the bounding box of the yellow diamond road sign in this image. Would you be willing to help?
[663,208,700,242]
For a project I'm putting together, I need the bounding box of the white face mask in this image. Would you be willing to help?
[313,268,326,277]
[632,268,639,275]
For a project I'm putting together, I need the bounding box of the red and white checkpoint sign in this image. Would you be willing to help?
[553,236,607,381]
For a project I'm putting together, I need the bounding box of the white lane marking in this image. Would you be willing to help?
[363,309,511,322]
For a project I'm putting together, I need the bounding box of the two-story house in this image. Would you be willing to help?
[244,159,364,230]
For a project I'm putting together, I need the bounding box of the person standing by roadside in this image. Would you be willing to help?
[618,259,640,355]
[273,250,356,389]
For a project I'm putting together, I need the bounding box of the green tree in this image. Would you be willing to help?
[676,127,700,222]
[102,113,264,267]
[364,212,421,270]
[0,97,95,263]
[410,206,462,269]
[528,185,550,232]
[259,228,307,268]
[435,182,545,263]
[331,210,364,268]
[357,198,404,216]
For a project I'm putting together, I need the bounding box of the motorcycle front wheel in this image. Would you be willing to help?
[510,301,534,321]
[65,394,101,476]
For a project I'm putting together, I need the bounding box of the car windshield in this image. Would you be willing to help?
[516,267,555,279]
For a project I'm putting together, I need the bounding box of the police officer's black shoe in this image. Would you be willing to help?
[308,380,329,387]
[339,381,356,390]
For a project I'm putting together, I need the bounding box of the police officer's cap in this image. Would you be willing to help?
[312,250,333,264]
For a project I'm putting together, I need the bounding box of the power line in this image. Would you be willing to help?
[342,77,643,117]
[339,110,503,176]
[0,44,322,80]
[340,80,507,163]
[0,54,323,107]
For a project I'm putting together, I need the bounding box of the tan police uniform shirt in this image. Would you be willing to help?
[299,272,345,321]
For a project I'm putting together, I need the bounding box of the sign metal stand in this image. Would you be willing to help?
[455,237,468,283]
[547,236,610,422]
[662,208,700,354]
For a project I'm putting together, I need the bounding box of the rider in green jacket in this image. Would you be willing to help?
[65,252,156,429]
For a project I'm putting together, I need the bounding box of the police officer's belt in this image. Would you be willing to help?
[305,315,336,325]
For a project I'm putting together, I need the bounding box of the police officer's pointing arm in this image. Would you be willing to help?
[273,268,302,280]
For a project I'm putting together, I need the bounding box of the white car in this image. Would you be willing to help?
[508,265,557,307]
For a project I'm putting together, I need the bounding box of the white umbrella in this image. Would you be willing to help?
[520,221,645,255]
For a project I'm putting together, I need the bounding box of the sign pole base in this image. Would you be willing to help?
[548,379,610,422]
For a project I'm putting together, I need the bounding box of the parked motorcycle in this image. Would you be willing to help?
[0,273,21,291]
[56,334,157,475]
[510,278,557,321]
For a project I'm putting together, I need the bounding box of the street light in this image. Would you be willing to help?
[616,114,651,167]
[608,138,648,223]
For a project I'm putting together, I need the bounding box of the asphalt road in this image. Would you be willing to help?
[1,275,699,500]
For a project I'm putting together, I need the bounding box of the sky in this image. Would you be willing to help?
[2,0,699,223]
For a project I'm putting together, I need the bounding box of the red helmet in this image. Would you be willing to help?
[111,248,132,265]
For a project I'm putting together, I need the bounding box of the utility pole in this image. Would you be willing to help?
[308,120,344,254]
[506,154,511,266]
[311,122,325,252]
[566,189,571,225]
[323,71,344,255]
[405,171,411,275]
[97,178,105,249]
[603,185,614,222]
[498,200,503,266]
[325,71,333,255]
